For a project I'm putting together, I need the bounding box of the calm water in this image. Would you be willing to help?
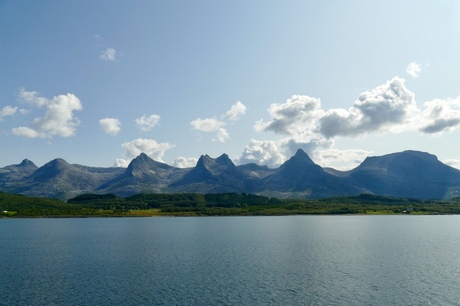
[1,216,460,305]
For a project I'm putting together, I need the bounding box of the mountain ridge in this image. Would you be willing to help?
[1,149,460,201]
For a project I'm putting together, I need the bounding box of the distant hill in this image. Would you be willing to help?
[1,149,460,200]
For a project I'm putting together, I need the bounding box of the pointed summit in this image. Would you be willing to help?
[280,149,316,171]
[291,149,315,164]
[264,149,336,194]
[31,158,72,181]
[216,153,236,168]
[126,153,174,177]
[4,159,38,172]
[19,159,37,168]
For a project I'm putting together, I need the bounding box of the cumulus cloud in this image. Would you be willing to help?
[236,137,333,168]
[419,98,460,133]
[222,101,247,122]
[115,138,175,167]
[173,156,198,168]
[236,139,289,168]
[99,118,121,135]
[12,89,82,138]
[190,117,224,132]
[247,73,460,169]
[190,101,247,143]
[213,128,230,143]
[406,62,422,78]
[444,159,460,170]
[313,149,371,170]
[135,114,161,132]
[248,77,427,168]
[319,77,417,137]
[0,105,17,121]
[100,48,117,61]
[255,95,323,136]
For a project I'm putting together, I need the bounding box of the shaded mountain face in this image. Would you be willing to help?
[0,159,39,191]
[97,153,189,196]
[263,149,325,190]
[261,149,362,197]
[348,150,460,199]
[2,158,124,200]
[170,153,255,193]
[0,159,37,177]
[125,153,176,178]
[1,149,460,200]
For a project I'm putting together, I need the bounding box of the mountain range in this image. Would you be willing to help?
[1,149,460,201]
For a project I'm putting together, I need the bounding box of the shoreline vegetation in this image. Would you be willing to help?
[2,192,460,218]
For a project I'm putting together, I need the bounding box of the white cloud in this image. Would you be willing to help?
[406,62,422,78]
[99,118,121,135]
[12,89,82,138]
[255,95,323,136]
[212,128,230,143]
[222,101,247,122]
[236,139,290,168]
[190,117,224,132]
[0,105,17,121]
[115,138,175,167]
[135,114,161,132]
[114,159,130,168]
[248,74,460,169]
[236,136,334,168]
[249,77,420,168]
[444,159,460,170]
[11,126,41,138]
[100,48,117,61]
[319,77,417,138]
[190,101,247,143]
[419,98,460,133]
[312,149,371,170]
[173,156,198,168]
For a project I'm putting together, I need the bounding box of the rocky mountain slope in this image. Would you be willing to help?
[1,149,460,200]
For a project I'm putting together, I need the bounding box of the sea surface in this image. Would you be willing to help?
[1,216,460,305]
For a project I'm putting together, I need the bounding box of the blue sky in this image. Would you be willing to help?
[1,1,460,170]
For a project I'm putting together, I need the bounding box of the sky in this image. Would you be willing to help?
[1,0,460,170]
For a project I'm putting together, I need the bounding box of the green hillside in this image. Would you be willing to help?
[2,191,460,217]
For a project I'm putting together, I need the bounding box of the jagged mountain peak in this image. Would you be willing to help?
[195,153,235,175]
[19,159,37,167]
[2,148,460,201]
[196,154,211,167]
[28,158,73,183]
[280,149,316,170]
[4,159,38,172]
[126,153,173,175]
[216,153,235,167]
[295,148,307,156]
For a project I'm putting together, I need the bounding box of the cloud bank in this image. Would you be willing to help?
[12,89,82,138]
[191,101,247,143]
[243,76,460,168]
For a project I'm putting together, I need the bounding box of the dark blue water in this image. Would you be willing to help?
[1,216,460,305]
